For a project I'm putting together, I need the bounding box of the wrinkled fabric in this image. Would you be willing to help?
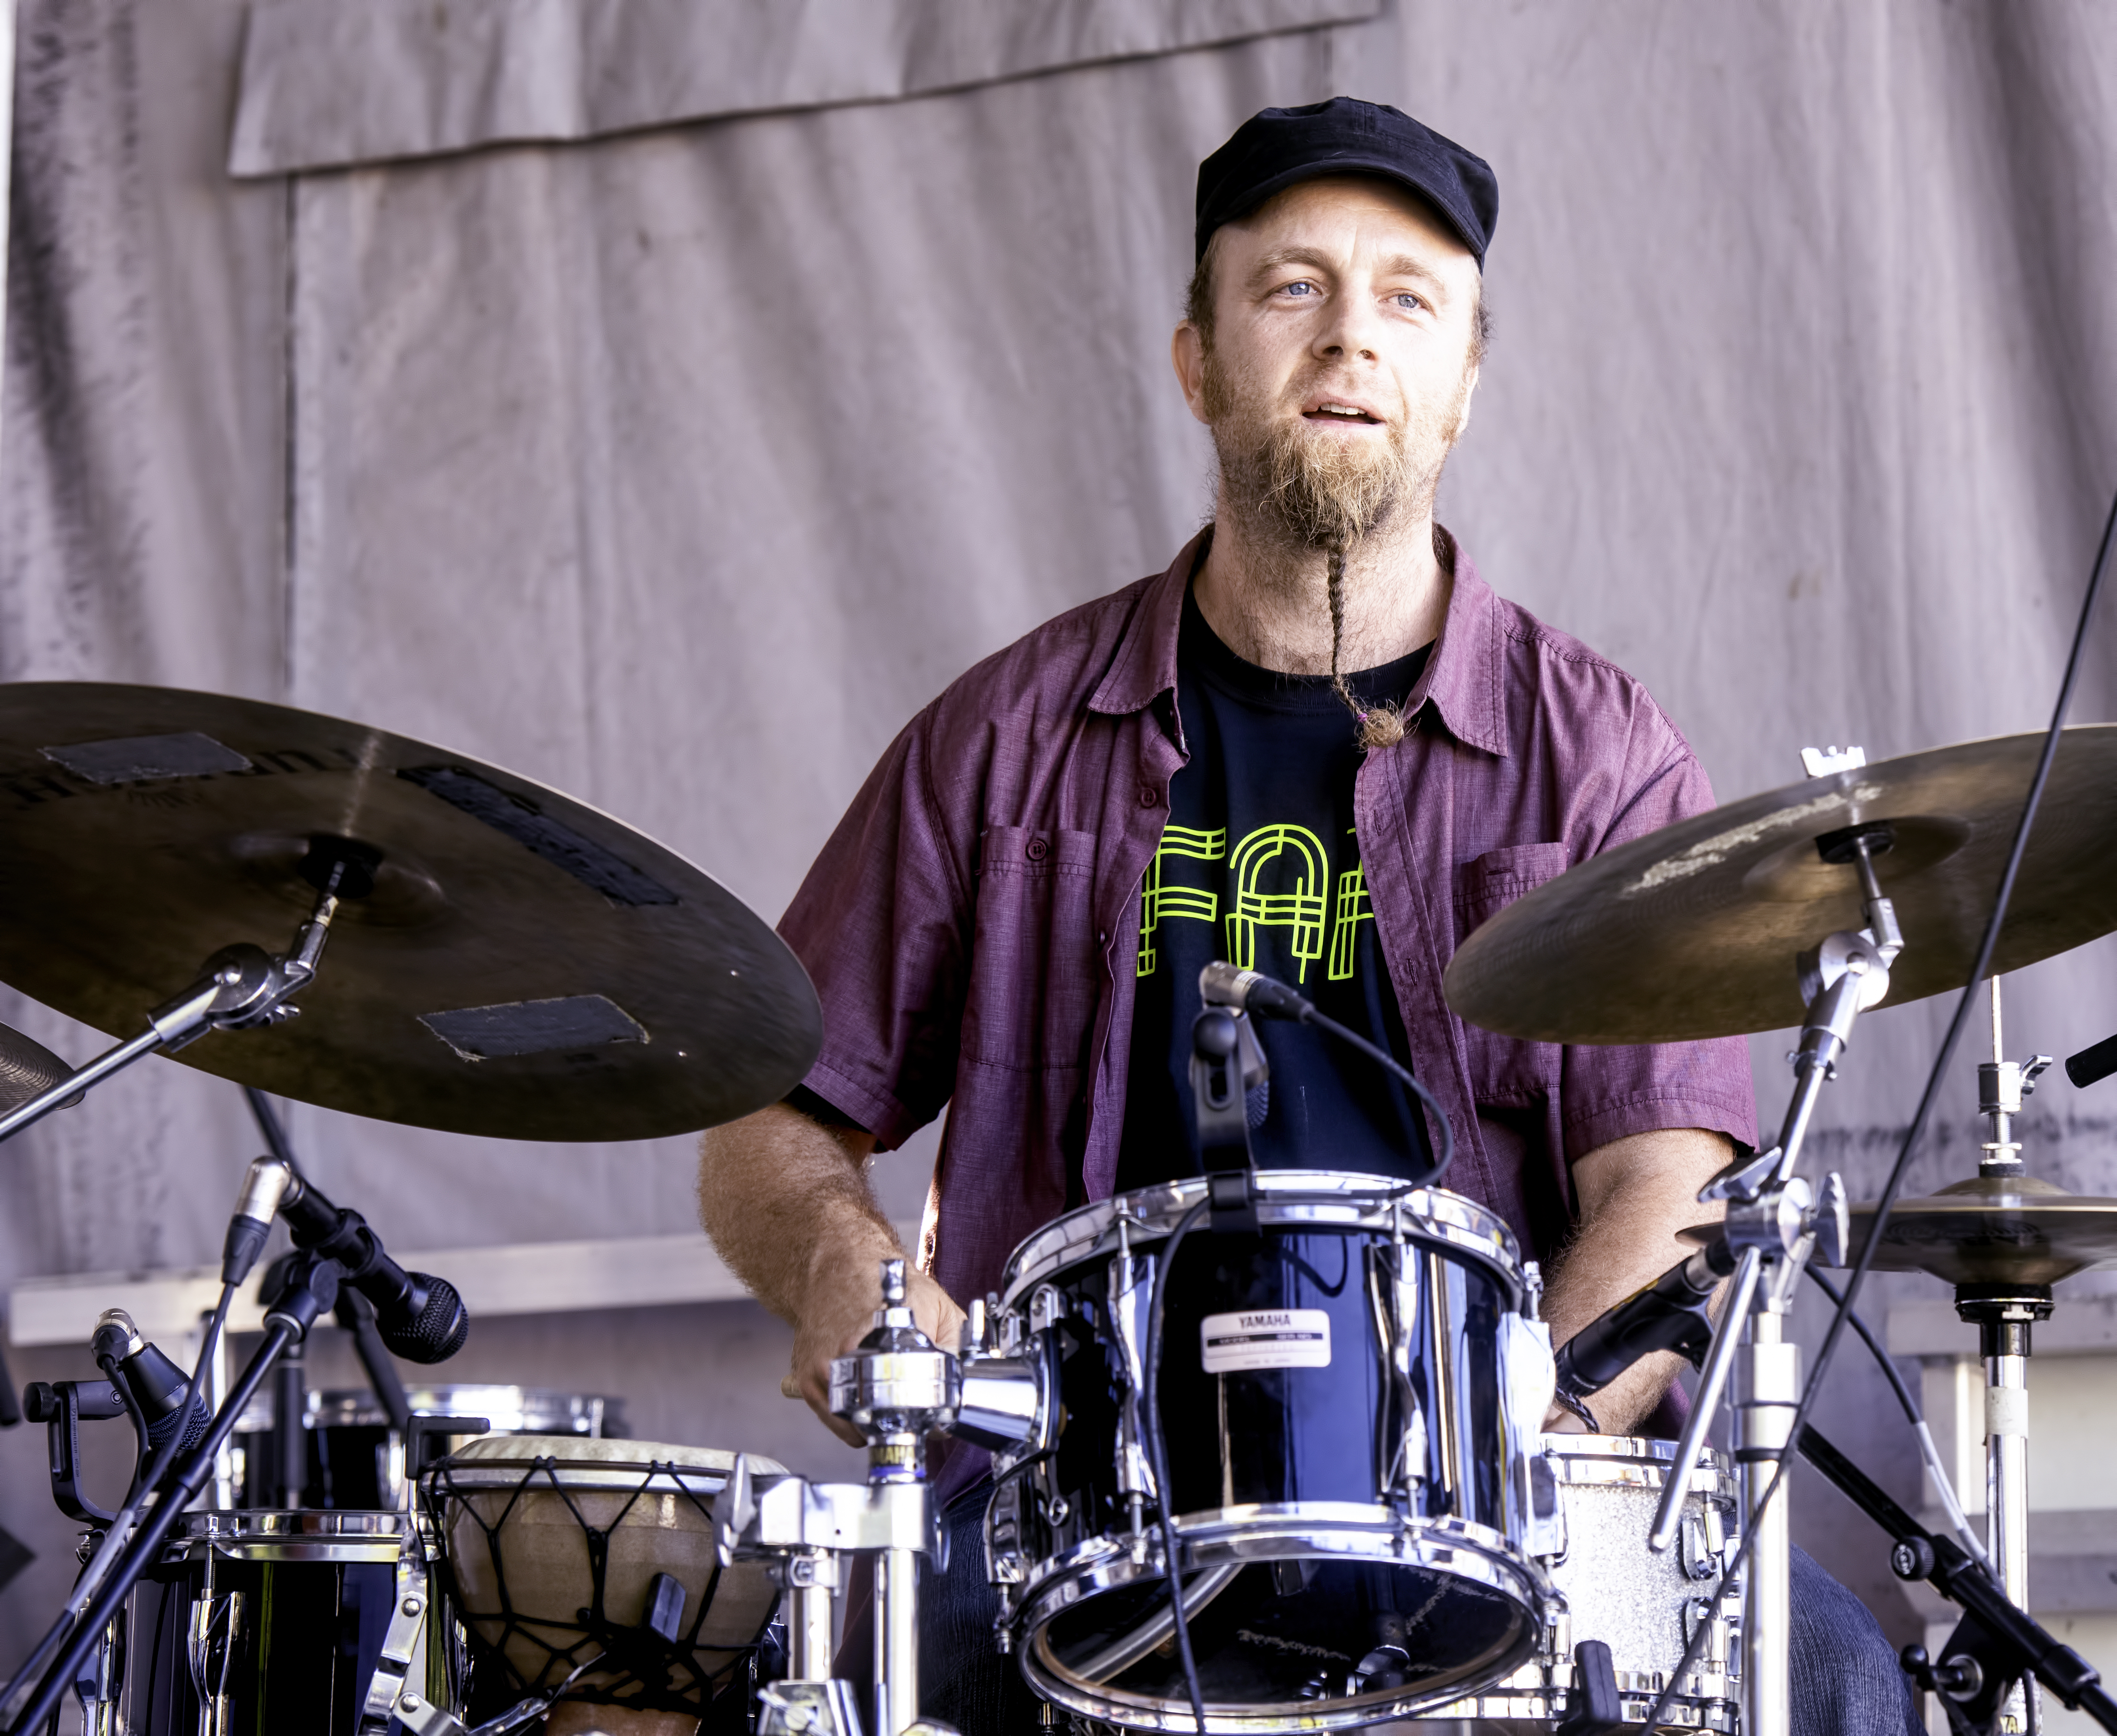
[778,528,1760,1322]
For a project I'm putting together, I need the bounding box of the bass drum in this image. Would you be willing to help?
[985,1171,1562,1732]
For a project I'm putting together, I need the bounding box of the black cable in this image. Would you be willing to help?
[97,1353,151,1505]
[1299,1005,1454,1184]
[1142,1200,1211,1733]
[1803,1265,1919,1425]
[1642,476,2117,1733]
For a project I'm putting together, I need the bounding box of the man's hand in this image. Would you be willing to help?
[699,1101,964,1449]
[785,1259,967,1447]
[1539,1127,1731,1434]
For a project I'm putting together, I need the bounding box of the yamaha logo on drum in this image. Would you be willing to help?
[1198,1306,1333,1373]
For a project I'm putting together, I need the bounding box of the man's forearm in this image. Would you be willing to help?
[698,1101,896,1325]
[1542,1127,1731,1433]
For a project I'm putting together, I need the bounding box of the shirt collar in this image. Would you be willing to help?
[1089,524,1509,759]
[1404,527,1509,757]
[1087,531,1200,717]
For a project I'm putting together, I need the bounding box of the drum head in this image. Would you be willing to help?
[1026,1552,1539,1728]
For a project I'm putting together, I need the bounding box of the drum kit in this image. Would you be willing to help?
[0,685,2113,1736]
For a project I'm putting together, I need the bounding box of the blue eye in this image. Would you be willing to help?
[1283,281,1317,297]
[1395,294,1425,311]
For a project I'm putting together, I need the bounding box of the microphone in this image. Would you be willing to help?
[2066,1032,2117,1091]
[222,1156,295,1286]
[278,1174,468,1363]
[1553,1240,1737,1407]
[89,1309,210,1454]
[1199,961,1314,1022]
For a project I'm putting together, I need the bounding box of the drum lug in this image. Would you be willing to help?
[357,1544,431,1734]
[1106,1254,1153,1503]
[985,1475,1026,1586]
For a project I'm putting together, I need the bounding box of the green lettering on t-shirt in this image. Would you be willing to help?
[1225,824,1329,982]
[1137,824,1225,976]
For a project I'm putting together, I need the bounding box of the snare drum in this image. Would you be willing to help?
[984,1171,1561,1732]
[1405,1434,1743,1731]
[106,1509,413,1736]
[423,1435,785,1726]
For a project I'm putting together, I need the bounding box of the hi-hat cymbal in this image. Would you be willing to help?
[1443,727,2117,1044]
[1837,1176,2117,1287]
[0,684,822,1141]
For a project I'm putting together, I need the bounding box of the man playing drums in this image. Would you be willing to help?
[700,98,1915,1736]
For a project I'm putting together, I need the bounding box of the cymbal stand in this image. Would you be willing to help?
[1965,975,2055,1735]
[0,838,377,1144]
[1649,823,1900,1736]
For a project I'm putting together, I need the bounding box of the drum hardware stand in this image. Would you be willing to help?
[1793,1425,2117,1732]
[0,834,379,1145]
[714,1257,1035,1736]
[1960,975,2055,1735]
[0,1250,349,1735]
[1651,819,1900,1736]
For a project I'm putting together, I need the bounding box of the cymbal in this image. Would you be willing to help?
[0,684,822,1141]
[1443,727,2117,1044]
[1837,1176,2117,1287]
[0,1023,75,1115]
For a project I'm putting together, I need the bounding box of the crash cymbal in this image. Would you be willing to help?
[0,684,821,1141]
[1443,727,2117,1044]
[1836,1175,2117,1287]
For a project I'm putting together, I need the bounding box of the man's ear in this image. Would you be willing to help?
[1454,363,1480,442]
[1172,323,1211,426]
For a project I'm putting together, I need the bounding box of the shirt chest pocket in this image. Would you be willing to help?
[962,825,1102,1070]
[1451,842,1571,1100]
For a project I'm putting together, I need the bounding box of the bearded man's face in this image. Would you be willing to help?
[1179,176,1483,549]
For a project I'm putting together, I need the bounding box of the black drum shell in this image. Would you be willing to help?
[989,1176,1552,1729]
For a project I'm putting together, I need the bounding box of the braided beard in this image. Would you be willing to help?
[1203,346,1472,746]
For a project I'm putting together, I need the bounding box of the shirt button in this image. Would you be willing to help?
[1139,785,1160,807]
[1025,837,1048,861]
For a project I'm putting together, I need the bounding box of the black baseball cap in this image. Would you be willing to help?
[1195,98,1497,268]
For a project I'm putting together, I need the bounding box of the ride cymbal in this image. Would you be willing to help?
[0,684,821,1140]
[1443,727,2117,1044]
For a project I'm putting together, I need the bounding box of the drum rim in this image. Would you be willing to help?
[167,1506,412,1561]
[1000,1173,1526,1304]
[1015,1509,1547,1732]
[234,1383,625,1434]
[1536,1432,1738,1498]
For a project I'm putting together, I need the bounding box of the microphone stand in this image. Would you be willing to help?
[1795,1426,2117,1732]
[1646,822,1899,1736]
[1,1251,346,1735]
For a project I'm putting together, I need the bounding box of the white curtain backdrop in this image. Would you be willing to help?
[0,0,2114,1666]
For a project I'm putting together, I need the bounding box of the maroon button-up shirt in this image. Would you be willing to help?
[780,530,1758,1313]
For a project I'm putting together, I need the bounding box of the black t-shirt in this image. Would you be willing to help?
[1115,588,1435,1190]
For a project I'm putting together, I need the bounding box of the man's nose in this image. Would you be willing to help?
[1313,285,1384,362]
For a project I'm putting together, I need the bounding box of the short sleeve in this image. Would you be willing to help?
[1557,735,1759,1161]
[777,710,974,1152]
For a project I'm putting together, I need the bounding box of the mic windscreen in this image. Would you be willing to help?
[378,1274,469,1364]
[145,1385,212,1454]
